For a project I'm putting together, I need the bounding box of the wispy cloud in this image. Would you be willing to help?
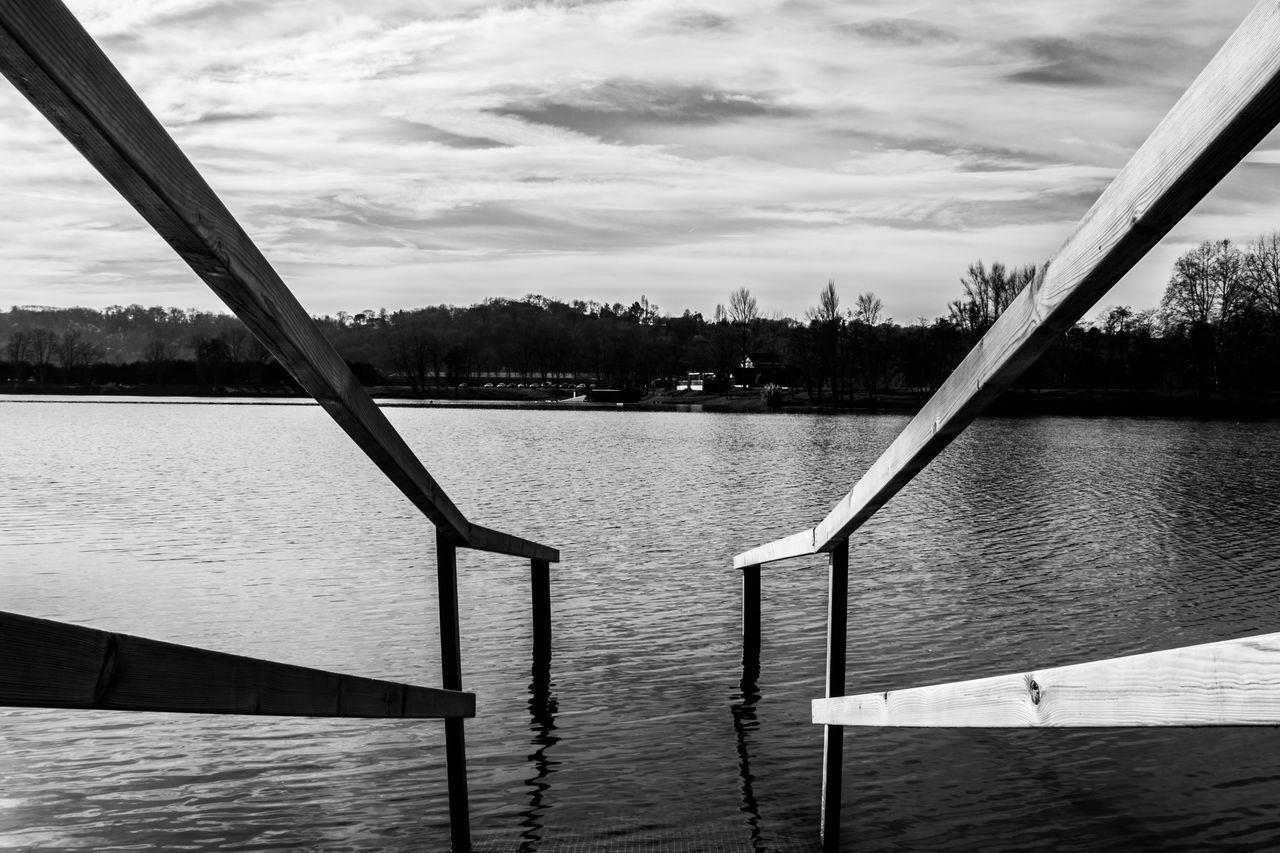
[491,80,801,139]
[999,33,1173,87]
[838,18,957,46]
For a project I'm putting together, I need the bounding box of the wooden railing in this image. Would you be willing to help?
[734,1,1280,850]
[0,2,559,850]
[0,611,475,719]
[813,633,1280,728]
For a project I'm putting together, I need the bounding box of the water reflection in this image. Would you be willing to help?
[518,642,559,851]
[732,640,766,851]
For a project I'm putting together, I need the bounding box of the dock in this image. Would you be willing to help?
[5,0,1280,849]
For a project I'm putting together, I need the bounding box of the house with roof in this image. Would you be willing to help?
[737,351,784,387]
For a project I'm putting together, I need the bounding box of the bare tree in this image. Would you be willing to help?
[948,260,1033,337]
[808,280,840,325]
[805,280,843,406]
[28,328,56,383]
[4,331,31,383]
[853,292,883,326]
[850,292,887,401]
[1246,231,1280,318]
[1162,240,1248,327]
[5,330,30,364]
[57,326,102,383]
[728,287,759,326]
[143,334,179,384]
[1161,239,1249,393]
[387,322,440,396]
[726,286,761,386]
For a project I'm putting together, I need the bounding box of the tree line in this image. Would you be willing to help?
[4,232,1280,404]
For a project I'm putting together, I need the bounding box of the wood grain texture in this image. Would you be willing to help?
[734,528,816,571]
[813,632,1280,727]
[0,0,557,565]
[735,0,1280,570]
[0,611,474,718]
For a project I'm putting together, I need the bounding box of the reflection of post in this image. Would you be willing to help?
[820,539,849,853]
[531,558,552,657]
[437,529,471,852]
[742,563,761,655]
[519,615,559,851]
[732,610,765,850]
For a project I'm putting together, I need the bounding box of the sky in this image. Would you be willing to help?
[2,0,1278,324]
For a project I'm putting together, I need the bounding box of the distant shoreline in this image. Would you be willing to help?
[4,384,1280,420]
[651,388,1280,419]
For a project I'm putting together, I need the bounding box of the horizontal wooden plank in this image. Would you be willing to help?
[0,1,555,564]
[0,611,474,719]
[737,0,1280,567]
[733,529,816,570]
[469,523,560,563]
[813,632,1280,727]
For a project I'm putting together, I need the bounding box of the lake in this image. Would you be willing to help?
[2,400,1280,851]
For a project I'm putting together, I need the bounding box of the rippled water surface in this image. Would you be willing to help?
[3,400,1280,851]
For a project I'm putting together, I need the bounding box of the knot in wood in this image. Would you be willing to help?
[1029,679,1042,705]
[92,634,121,706]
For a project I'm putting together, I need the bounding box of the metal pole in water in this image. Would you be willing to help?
[821,539,849,852]
[531,557,552,658]
[742,563,761,655]
[437,529,471,852]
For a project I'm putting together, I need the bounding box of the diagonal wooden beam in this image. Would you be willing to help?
[813,631,1280,727]
[735,0,1280,569]
[0,610,474,718]
[0,0,557,565]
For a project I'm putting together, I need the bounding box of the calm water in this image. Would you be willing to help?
[2,400,1280,851]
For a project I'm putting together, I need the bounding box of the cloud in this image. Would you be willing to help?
[0,0,1270,327]
[669,10,735,31]
[172,110,273,127]
[1001,34,1170,87]
[359,119,509,150]
[148,0,269,29]
[489,80,801,142]
[1004,37,1114,86]
[837,18,957,45]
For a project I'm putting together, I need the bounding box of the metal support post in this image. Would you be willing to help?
[821,539,849,852]
[531,557,552,658]
[742,563,761,655]
[437,529,470,852]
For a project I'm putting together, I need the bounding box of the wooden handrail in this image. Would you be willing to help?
[470,523,559,562]
[0,0,557,565]
[0,611,474,718]
[813,632,1280,727]
[735,0,1280,570]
